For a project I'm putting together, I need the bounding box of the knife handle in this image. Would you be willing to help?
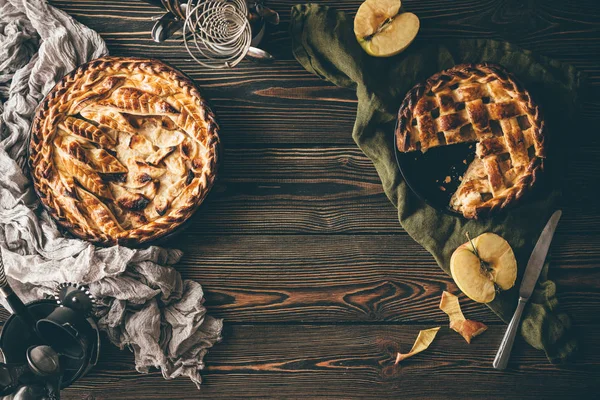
[493,297,527,370]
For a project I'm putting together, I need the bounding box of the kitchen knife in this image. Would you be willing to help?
[492,210,562,370]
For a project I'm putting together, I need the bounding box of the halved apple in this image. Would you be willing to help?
[354,0,420,57]
[450,233,517,303]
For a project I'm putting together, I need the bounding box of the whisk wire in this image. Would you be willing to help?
[0,252,7,288]
[183,0,252,68]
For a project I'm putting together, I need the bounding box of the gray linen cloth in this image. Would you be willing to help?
[0,0,223,388]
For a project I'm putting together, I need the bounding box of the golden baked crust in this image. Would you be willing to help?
[29,56,220,245]
[395,63,545,218]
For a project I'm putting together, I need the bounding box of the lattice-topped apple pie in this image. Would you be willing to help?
[30,57,220,245]
[395,63,545,218]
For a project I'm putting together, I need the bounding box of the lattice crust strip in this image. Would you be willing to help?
[395,63,545,218]
[29,57,220,245]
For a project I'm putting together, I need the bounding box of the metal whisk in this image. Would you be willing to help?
[183,0,252,68]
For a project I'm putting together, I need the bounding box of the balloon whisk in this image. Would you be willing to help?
[182,0,252,68]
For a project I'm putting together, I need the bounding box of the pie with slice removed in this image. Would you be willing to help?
[29,57,220,245]
[395,63,545,218]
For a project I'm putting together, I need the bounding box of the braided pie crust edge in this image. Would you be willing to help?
[29,56,220,246]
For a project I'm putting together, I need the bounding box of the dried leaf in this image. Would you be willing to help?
[394,327,440,364]
[439,291,487,344]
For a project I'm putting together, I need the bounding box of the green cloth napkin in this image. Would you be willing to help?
[290,4,582,363]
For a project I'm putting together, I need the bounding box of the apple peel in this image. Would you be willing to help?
[439,291,487,344]
[394,327,440,364]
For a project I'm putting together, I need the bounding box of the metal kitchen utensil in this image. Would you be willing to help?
[0,361,31,396]
[0,300,100,389]
[246,46,274,61]
[492,210,562,370]
[26,345,62,400]
[26,346,60,378]
[183,0,252,68]
[11,384,50,400]
[151,11,184,42]
[35,283,96,360]
[53,283,96,317]
[253,2,279,25]
[144,0,278,67]
[0,252,38,339]
[36,307,92,360]
[0,345,61,398]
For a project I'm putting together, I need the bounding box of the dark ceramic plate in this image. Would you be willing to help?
[394,126,476,216]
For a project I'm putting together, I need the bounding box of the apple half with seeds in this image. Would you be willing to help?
[450,233,517,303]
[354,0,420,57]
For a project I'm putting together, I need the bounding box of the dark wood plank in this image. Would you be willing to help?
[61,324,600,399]
[167,234,600,324]
[50,0,600,82]
[44,0,600,147]
[35,3,598,325]
[31,1,600,399]
[187,146,600,235]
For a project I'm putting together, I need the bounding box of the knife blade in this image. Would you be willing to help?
[493,209,562,369]
[519,209,562,299]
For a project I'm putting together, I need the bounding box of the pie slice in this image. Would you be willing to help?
[395,63,545,218]
[30,56,220,245]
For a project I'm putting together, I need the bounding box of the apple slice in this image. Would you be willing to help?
[450,233,517,303]
[354,0,420,57]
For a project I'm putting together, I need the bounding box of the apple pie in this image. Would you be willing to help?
[29,57,220,245]
[395,63,545,218]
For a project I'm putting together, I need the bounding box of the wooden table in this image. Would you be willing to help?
[38,0,600,398]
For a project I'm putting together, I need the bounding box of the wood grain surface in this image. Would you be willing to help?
[5,0,600,398]
[63,324,600,399]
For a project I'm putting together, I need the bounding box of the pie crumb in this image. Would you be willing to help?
[444,176,451,183]
[439,186,446,191]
